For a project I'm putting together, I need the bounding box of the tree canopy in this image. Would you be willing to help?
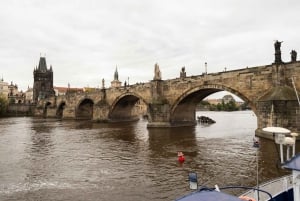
[0,95,8,116]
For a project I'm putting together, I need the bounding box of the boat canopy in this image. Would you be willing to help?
[262,127,291,134]
[175,190,243,201]
[283,153,300,171]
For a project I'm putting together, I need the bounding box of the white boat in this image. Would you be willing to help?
[175,126,299,201]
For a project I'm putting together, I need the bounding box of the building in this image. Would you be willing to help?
[25,87,33,104]
[33,57,55,103]
[0,77,9,99]
[222,94,235,104]
[205,94,238,105]
[54,86,84,96]
[7,81,26,104]
[54,86,68,96]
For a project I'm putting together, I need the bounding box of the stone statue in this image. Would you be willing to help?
[102,78,105,89]
[180,66,186,78]
[291,50,297,62]
[274,40,282,51]
[153,63,161,80]
[274,40,283,64]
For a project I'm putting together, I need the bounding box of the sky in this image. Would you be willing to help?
[0,0,299,100]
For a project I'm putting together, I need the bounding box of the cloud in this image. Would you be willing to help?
[0,0,299,95]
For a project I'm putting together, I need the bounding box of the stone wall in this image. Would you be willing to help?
[7,104,35,116]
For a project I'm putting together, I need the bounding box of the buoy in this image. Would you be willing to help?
[178,152,185,163]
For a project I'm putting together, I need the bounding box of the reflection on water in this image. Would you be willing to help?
[0,111,292,201]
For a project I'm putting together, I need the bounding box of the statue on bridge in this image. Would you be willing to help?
[102,78,105,89]
[180,66,186,78]
[291,50,297,62]
[153,63,162,80]
[274,40,283,64]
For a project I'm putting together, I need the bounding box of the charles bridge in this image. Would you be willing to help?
[35,42,300,136]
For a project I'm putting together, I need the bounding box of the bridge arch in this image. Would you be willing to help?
[56,101,66,119]
[109,92,148,122]
[170,84,256,124]
[76,98,94,120]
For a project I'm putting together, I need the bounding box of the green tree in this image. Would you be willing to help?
[240,102,250,110]
[197,100,210,110]
[0,95,8,116]
[226,100,238,111]
[216,103,223,111]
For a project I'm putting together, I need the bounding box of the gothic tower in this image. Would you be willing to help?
[111,66,122,88]
[33,56,55,103]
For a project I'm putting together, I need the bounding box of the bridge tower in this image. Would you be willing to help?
[111,66,122,88]
[33,56,55,103]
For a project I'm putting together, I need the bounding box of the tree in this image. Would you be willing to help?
[226,100,238,111]
[0,95,8,116]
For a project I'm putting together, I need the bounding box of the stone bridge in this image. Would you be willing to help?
[35,60,300,135]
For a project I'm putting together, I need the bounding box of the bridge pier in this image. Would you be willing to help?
[45,107,57,118]
[34,105,44,117]
[147,79,174,127]
[147,103,172,127]
[255,86,300,138]
[147,101,199,127]
[62,105,76,119]
[93,101,110,122]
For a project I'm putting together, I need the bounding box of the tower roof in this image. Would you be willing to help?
[114,66,119,81]
[38,57,47,72]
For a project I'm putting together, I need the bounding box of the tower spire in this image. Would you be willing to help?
[38,56,47,72]
[114,66,119,81]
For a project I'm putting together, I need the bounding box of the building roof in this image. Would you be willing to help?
[54,86,84,93]
[54,87,68,93]
[114,66,119,81]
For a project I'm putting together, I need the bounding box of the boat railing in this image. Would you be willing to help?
[240,174,293,201]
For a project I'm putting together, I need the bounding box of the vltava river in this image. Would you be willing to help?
[0,111,289,201]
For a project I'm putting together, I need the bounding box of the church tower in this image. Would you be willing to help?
[33,56,55,103]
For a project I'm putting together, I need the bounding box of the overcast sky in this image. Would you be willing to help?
[1,0,299,99]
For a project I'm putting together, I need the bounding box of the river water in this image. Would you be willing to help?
[0,111,290,201]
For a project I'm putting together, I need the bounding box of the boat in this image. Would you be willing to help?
[175,126,299,201]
